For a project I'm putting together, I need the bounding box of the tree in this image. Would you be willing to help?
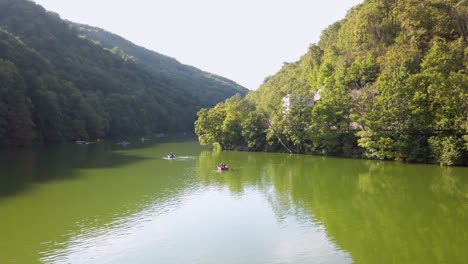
[0,59,34,146]
[195,104,227,148]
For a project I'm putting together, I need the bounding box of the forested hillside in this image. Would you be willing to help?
[195,0,468,166]
[69,22,247,111]
[0,0,247,146]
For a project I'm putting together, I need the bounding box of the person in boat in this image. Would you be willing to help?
[168,152,175,158]
[218,162,228,170]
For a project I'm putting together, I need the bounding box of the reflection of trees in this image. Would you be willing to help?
[0,142,148,198]
[292,160,468,264]
[431,168,466,198]
[197,150,468,264]
[0,148,35,197]
[0,142,194,263]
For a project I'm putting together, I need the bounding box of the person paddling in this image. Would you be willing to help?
[218,162,228,170]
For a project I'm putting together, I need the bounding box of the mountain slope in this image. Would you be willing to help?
[0,0,247,146]
[194,0,468,165]
[69,22,247,109]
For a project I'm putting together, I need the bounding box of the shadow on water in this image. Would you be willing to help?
[0,139,206,264]
[0,141,152,199]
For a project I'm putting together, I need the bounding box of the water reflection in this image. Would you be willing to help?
[0,141,203,263]
[196,151,468,264]
[0,142,466,263]
[40,194,188,264]
[0,142,149,198]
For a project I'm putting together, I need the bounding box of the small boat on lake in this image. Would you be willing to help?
[117,141,130,146]
[167,152,176,159]
[217,163,229,171]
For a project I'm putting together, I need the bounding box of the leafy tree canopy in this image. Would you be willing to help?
[195,0,468,166]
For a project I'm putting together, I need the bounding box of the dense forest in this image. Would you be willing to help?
[0,0,247,146]
[68,22,247,110]
[195,0,468,166]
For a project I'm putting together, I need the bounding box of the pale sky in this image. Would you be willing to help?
[33,0,363,90]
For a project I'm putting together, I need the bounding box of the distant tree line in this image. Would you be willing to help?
[195,0,468,166]
[0,0,247,146]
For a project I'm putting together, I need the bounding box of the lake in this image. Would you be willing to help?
[0,139,467,264]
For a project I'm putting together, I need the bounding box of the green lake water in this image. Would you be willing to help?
[0,140,467,264]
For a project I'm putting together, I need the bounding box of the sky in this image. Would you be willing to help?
[33,0,363,90]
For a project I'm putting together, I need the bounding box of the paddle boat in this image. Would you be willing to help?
[217,163,229,171]
[116,141,130,146]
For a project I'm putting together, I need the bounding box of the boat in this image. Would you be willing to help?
[76,140,94,145]
[167,152,176,159]
[217,165,229,171]
[117,141,130,146]
[218,166,229,171]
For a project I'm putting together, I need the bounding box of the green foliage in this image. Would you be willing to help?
[0,59,34,146]
[0,0,247,146]
[195,104,227,147]
[345,54,379,89]
[194,0,467,166]
[241,109,268,151]
[429,135,466,165]
[195,95,263,151]
[70,22,248,109]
